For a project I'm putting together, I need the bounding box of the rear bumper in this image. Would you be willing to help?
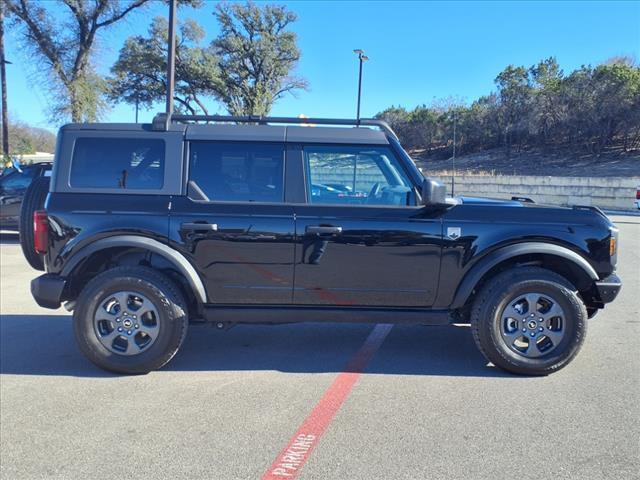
[31,274,67,309]
[594,273,622,304]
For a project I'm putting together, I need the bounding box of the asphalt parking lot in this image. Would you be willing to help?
[1,215,639,480]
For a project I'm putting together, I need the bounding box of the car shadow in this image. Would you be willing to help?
[0,314,512,378]
[0,231,20,244]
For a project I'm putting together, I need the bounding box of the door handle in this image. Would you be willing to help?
[306,225,342,234]
[181,222,218,231]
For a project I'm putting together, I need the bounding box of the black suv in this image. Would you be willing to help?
[28,114,621,375]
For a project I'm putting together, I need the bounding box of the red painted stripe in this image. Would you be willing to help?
[261,323,393,480]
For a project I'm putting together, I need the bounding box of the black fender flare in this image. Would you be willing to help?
[449,242,598,309]
[61,235,207,304]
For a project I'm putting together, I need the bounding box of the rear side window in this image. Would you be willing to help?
[70,138,165,189]
[189,142,284,202]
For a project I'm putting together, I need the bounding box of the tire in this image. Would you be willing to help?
[19,176,50,271]
[73,266,188,374]
[470,266,587,376]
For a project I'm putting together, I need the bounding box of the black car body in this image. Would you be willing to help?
[28,114,622,375]
[0,162,52,230]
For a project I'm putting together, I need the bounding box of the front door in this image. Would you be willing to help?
[293,145,443,307]
[169,141,295,304]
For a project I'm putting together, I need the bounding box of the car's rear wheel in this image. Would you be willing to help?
[471,267,587,375]
[73,266,188,374]
[19,176,50,271]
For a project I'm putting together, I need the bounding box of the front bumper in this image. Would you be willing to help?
[594,273,622,304]
[31,274,67,309]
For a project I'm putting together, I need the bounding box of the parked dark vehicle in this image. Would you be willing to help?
[0,161,51,230]
[27,114,621,375]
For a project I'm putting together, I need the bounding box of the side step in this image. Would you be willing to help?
[202,305,451,326]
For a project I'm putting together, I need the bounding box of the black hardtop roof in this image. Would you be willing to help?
[60,114,394,145]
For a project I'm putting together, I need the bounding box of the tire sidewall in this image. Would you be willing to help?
[74,272,186,373]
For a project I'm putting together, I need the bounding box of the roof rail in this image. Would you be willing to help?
[151,112,398,139]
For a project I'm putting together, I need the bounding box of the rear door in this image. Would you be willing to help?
[292,144,443,307]
[169,140,295,304]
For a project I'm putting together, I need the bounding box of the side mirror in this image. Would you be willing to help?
[421,178,447,206]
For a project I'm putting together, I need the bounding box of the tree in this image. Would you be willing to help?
[5,0,199,123]
[376,58,640,160]
[376,106,410,144]
[109,17,220,115]
[0,119,56,155]
[529,57,565,145]
[110,1,307,117]
[376,106,409,127]
[494,65,532,154]
[406,106,440,151]
[574,61,640,154]
[212,1,307,116]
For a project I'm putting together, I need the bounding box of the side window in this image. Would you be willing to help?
[304,145,413,206]
[189,142,285,203]
[70,138,165,189]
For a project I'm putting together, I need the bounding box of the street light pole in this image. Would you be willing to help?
[165,0,177,116]
[353,49,369,125]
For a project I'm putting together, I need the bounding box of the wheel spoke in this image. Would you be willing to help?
[524,293,540,315]
[99,308,118,319]
[136,304,157,319]
[543,303,563,320]
[503,304,522,320]
[526,338,543,358]
[502,329,522,346]
[138,323,158,338]
[113,292,130,311]
[99,328,119,342]
[545,329,564,345]
[126,337,140,354]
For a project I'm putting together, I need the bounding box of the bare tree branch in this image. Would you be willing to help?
[96,0,150,29]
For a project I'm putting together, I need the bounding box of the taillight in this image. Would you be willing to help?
[636,188,640,200]
[33,210,49,254]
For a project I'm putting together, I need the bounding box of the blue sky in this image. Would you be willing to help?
[4,0,640,131]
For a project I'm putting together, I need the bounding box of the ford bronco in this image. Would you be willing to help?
[26,114,622,375]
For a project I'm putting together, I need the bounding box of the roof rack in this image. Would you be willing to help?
[151,113,398,139]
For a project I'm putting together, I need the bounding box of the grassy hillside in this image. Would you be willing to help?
[415,145,640,178]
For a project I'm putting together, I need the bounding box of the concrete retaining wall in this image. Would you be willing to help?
[431,175,640,211]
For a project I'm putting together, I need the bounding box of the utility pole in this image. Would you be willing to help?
[0,3,11,160]
[165,0,177,116]
[353,49,369,125]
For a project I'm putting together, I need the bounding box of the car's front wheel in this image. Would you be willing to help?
[471,267,587,375]
[73,266,188,374]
